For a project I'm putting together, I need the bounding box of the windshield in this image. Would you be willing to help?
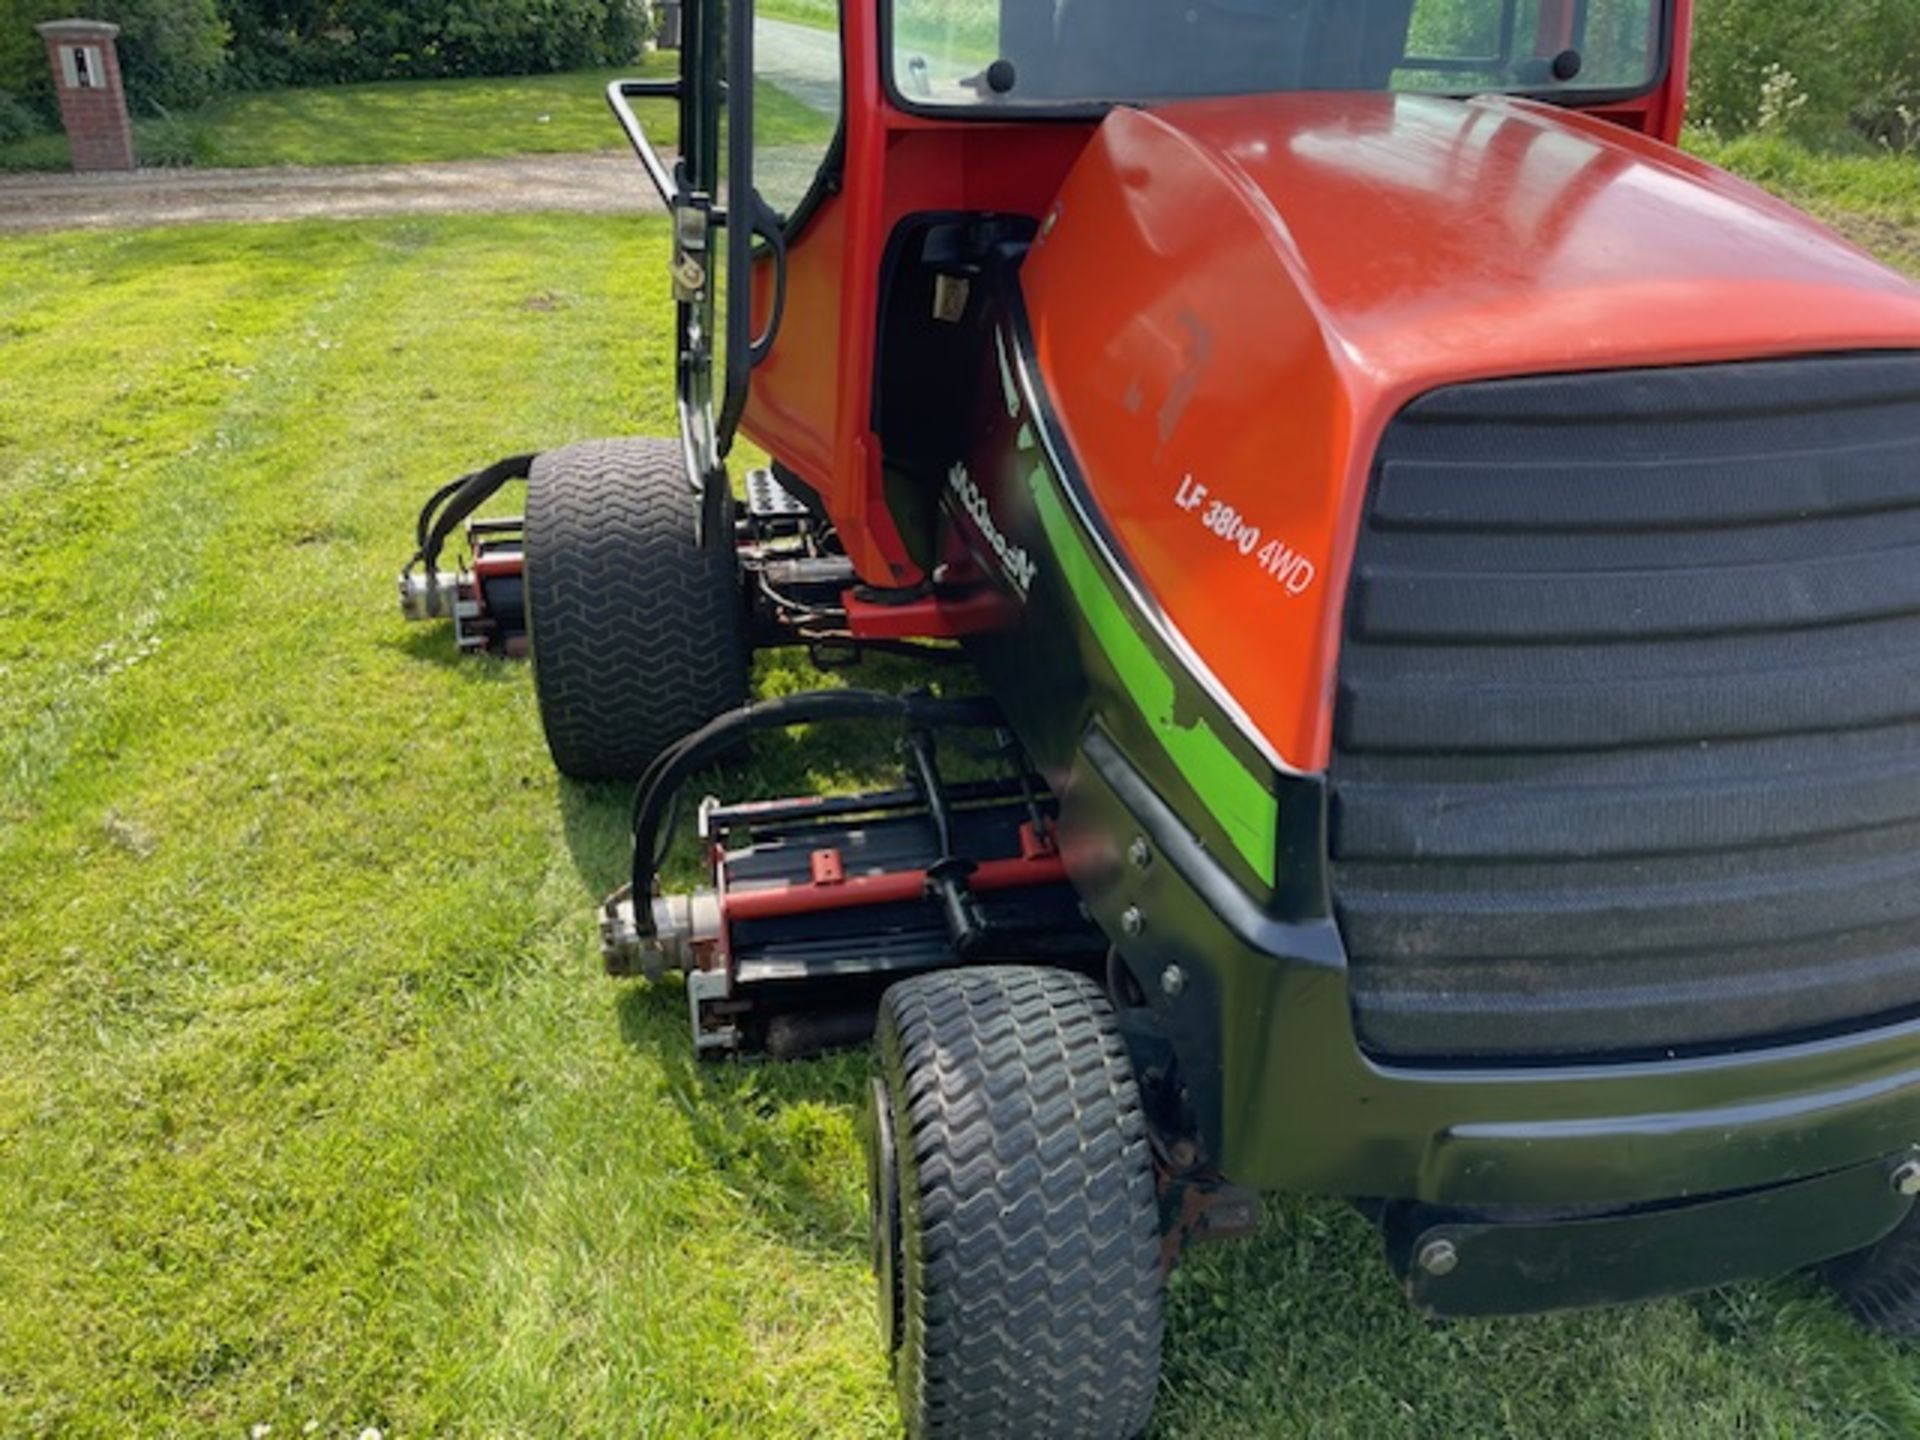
[888,0,1662,109]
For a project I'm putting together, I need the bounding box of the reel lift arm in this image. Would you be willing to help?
[600,690,1107,1055]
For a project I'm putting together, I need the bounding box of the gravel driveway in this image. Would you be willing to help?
[0,19,840,235]
[0,153,663,233]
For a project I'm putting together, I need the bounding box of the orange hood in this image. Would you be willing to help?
[1018,91,1920,773]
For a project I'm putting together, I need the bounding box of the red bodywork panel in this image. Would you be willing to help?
[1017,91,1920,772]
[723,850,1068,922]
[728,0,1920,776]
[744,0,1697,592]
[718,822,1064,924]
[842,586,1015,639]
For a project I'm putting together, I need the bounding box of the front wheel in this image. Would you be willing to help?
[524,438,748,781]
[867,967,1165,1439]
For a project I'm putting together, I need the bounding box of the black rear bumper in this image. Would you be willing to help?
[1064,727,1920,1218]
[1389,1159,1913,1318]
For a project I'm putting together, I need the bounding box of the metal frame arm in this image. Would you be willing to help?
[715,0,758,451]
[607,78,683,207]
[605,0,789,523]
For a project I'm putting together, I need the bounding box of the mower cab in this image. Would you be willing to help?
[398,0,1920,1431]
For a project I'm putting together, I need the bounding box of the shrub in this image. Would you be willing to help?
[0,84,43,141]
[1690,0,1920,149]
[1840,0,1920,149]
[137,101,206,163]
[1690,0,1845,140]
[218,0,650,87]
[0,0,228,112]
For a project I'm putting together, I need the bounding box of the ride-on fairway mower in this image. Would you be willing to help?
[400,0,1920,1432]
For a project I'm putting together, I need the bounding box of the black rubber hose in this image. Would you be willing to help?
[627,689,1003,935]
[906,729,958,860]
[413,473,470,556]
[415,453,538,573]
[908,727,988,955]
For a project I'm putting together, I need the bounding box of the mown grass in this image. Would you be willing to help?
[7,208,1920,1437]
[1688,130,1920,267]
[759,0,842,31]
[0,214,888,1437]
[0,54,831,172]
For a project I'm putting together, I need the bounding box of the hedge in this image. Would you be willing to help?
[0,0,647,125]
[219,0,651,88]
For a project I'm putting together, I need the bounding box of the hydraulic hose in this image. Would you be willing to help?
[408,452,538,574]
[627,689,1004,936]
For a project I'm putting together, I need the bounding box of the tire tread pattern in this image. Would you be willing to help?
[525,438,747,780]
[1828,1205,1920,1336]
[876,967,1164,1440]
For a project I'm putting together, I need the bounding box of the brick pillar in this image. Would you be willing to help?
[36,19,136,173]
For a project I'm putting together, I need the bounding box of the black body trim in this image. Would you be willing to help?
[1332,352,1920,1064]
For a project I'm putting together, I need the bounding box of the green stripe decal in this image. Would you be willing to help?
[1026,465,1278,883]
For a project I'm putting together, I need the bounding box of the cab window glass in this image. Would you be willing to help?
[885,0,1662,108]
[754,11,844,218]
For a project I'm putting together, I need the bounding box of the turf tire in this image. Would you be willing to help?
[868,967,1164,1440]
[1826,1202,1920,1336]
[524,438,748,781]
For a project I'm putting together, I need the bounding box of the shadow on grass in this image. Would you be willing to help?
[386,625,534,673]
[613,978,871,1263]
[1142,1195,1891,1438]
[550,651,989,899]
[558,776,635,897]
[547,664,1895,1432]
[558,658,951,1267]
[522,653,1917,1435]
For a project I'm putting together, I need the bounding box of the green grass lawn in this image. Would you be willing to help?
[0,54,832,172]
[760,0,841,31]
[1689,131,1920,268]
[7,209,1920,1437]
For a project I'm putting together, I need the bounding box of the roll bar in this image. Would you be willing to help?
[605,0,788,525]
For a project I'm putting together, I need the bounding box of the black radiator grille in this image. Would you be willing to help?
[1329,353,1920,1062]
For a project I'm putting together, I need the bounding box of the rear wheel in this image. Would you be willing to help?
[1826,1201,1920,1335]
[524,438,748,781]
[867,967,1165,1439]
